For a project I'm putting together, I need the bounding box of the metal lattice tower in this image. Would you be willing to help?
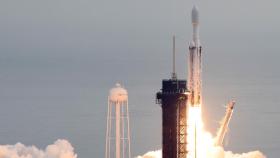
[156,36,188,158]
[105,83,131,158]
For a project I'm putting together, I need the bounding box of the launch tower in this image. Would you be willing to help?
[156,37,188,158]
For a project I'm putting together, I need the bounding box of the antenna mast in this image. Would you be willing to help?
[172,35,177,80]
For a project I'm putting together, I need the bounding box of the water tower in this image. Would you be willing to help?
[105,83,131,158]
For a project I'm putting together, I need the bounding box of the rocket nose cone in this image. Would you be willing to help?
[192,5,199,24]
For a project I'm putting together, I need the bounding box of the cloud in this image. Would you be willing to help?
[208,146,266,158]
[137,148,266,158]
[0,139,77,158]
[136,150,161,158]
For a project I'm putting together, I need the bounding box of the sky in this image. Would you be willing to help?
[0,0,280,157]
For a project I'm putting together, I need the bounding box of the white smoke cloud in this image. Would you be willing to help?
[136,150,161,158]
[136,148,266,158]
[0,139,77,158]
[208,146,266,158]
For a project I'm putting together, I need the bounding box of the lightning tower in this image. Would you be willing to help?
[105,83,131,158]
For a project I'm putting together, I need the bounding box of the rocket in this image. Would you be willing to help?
[188,6,202,107]
[215,101,235,146]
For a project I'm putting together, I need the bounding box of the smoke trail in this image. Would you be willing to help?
[136,149,266,158]
[207,146,266,158]
[136,150,161,158]
[136,105,266,158]
[0,139,77,158]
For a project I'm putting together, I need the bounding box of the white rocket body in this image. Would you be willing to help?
[188,6,202,106]
[215,101,235,146]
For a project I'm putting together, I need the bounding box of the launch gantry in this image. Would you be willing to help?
[156,36,189,158]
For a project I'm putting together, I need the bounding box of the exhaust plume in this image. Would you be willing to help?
[137,106,266,158]
[0,139,77,158]
[136,150,161,158]
[137,148,266,158]
[207,146,266,158]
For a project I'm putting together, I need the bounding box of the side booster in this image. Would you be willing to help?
[156,79,188,158]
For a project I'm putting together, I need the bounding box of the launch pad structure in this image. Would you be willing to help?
[156,37,189,158]
[156,79,188,158]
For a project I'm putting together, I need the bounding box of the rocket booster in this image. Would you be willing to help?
[215,101,235,146]
[188,6,202,106]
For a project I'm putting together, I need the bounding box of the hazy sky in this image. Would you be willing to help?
[0,0,279,157]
